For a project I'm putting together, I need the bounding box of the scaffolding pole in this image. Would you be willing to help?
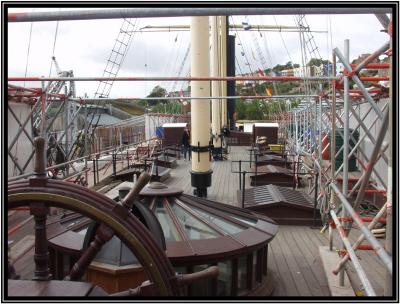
[384,16,393,296]
[325,105,388,189]
[338,39,350,286]
[329,210,376,296]
[329,50,337,251]
[8,8,392,23]
[330,183,392,275]
[337,41,390,86]
[9,76,351,82]
[333,202,387,274]
[334,48,385,120]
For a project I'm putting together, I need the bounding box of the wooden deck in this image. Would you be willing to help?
[163,146,253,206]
[8,146,389,297]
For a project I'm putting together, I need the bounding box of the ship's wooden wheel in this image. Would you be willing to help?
[8,138,217,297]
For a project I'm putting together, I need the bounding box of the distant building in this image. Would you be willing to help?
[280,69,294,77]
[323,63,333,76]
[352,53,379,65]
[293,67,304,77]
[236,62,332,81]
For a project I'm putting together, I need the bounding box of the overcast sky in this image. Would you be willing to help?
[7,7,389,98]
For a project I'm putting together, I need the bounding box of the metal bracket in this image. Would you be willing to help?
[191,141,212,162]
[190,145,211,153]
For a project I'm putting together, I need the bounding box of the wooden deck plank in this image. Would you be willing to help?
[212,161,224,202]
[9,235,35,264]
[13,246,35,280]
[303,226,329,247]
[267,244,286,296]
[215,163,224,202]
[269,239,298,296]
[281,227,327,296]
[288,227,330,295]
[219,158,230,202]
[225,160,232,205]
[164,146,254,205]
[273,228,313,296]
[221,159,230,203]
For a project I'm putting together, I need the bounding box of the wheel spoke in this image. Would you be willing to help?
[67,223,114,281]
[30,202,52,281]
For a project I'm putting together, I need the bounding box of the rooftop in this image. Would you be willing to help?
[86,113,122,126]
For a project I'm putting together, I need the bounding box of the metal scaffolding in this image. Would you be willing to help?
[274,16,393,296]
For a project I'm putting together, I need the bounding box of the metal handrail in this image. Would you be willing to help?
[8,137,159,182]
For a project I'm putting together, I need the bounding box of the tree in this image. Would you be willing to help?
[285,61,293,68]
[271,61,300,73]
[147,85,167,106]
[234,99,288,121]
[245,100,264,120]
[307,58,331,67]
[235,99,247,120]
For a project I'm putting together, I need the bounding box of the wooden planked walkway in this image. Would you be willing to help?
[163,146,253,206]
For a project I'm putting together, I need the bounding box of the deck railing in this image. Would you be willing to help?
[7,137,162,185]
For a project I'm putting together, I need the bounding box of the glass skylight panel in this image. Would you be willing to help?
[231,215,258,226]
[170,202,220,240]
[154,200,181,241]
[189,205,245,234]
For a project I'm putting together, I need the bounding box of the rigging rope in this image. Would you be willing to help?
[171,42,190,94]
[273,13,297,112]
[258,16,279,96]
[48,20,60,77]
[168,33,186,93]
[273,16,295,65]
[162,33,180,86]
[230,16,254,75]
[235,55,244,76]
[294,16,311,99]
[23,22,34,88]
